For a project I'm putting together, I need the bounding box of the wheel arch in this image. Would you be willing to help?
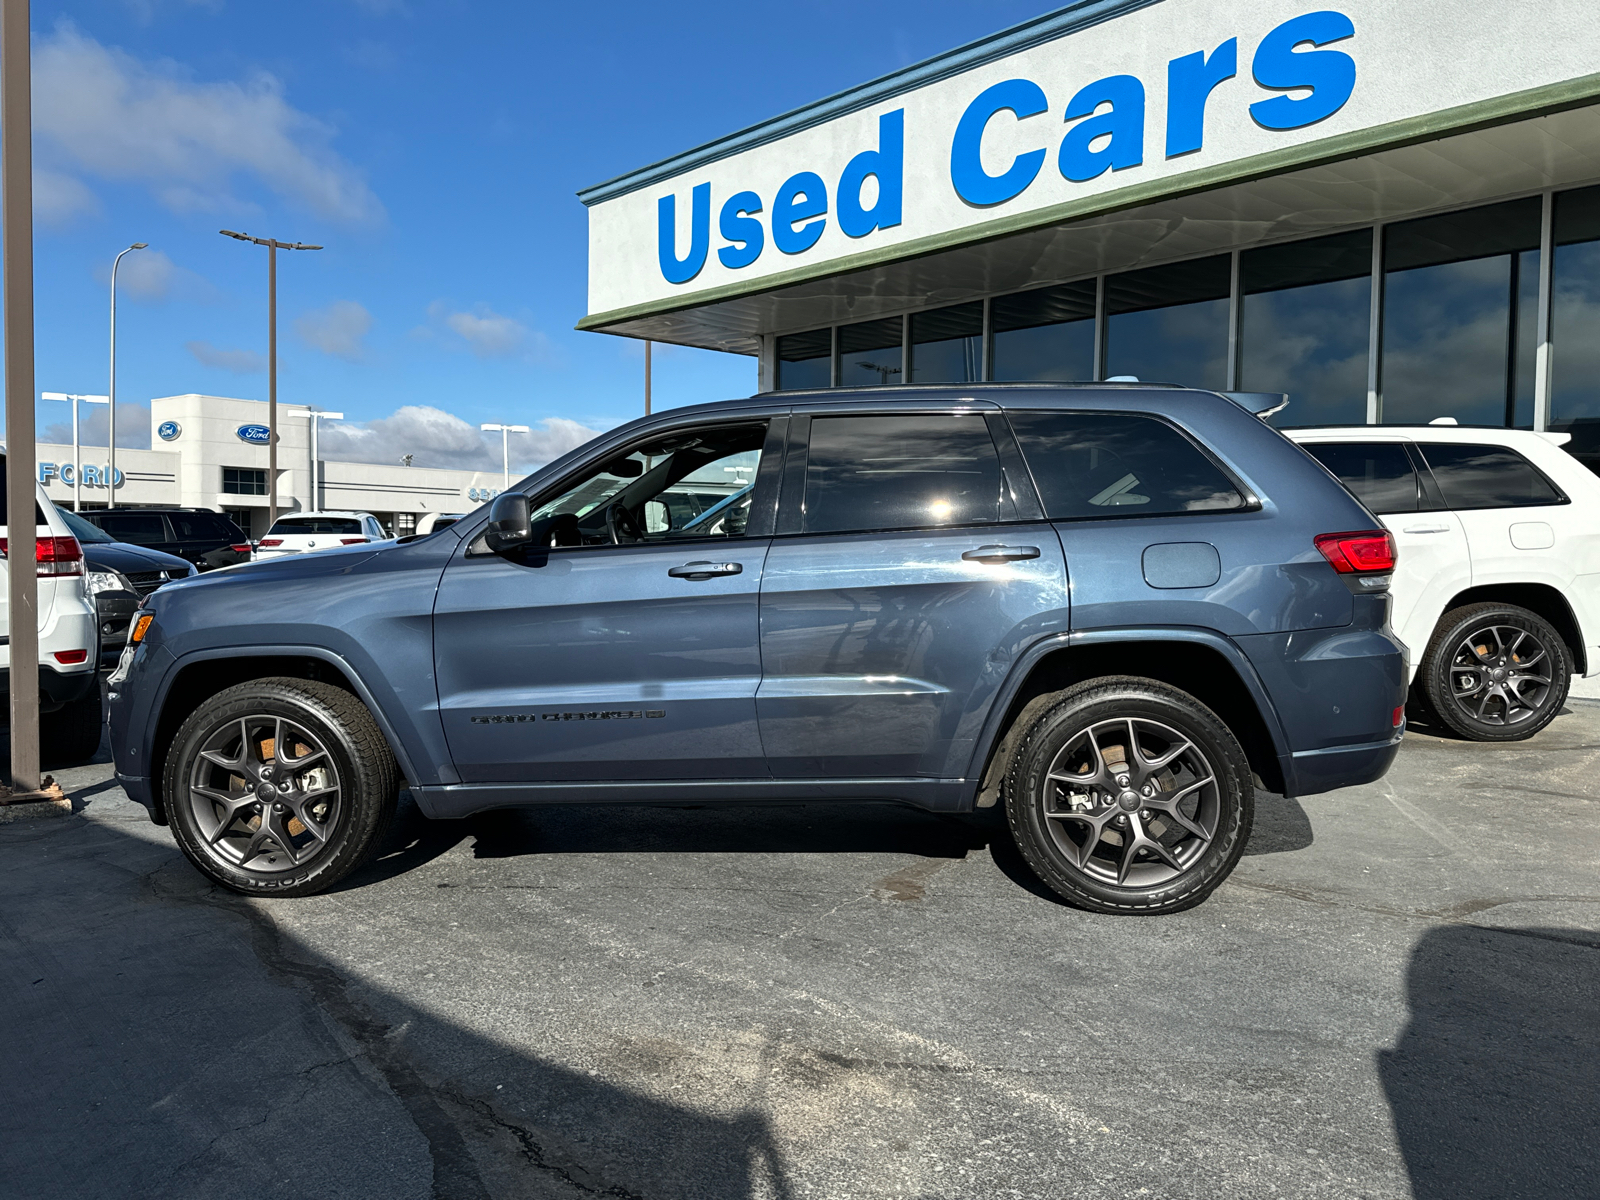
[1441,584,1587,674]
[970,629,1290,807]
[146,647,419,825]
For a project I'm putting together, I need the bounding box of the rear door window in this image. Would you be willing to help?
[1300,441,1420,513]
[799,413,1001,534]
[1008,411,1246,520]
[1416,443,1565,509]
[97,513,170,545]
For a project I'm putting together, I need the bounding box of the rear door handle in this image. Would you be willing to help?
[667,560,743,580]
[962,544,1041,564]
[1400,524,1451,534]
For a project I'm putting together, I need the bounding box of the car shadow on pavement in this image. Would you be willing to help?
[0,814,794,1200]
[1378,923,1600,1200]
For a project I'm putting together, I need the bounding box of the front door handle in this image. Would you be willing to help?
[962,544,1041,564]
[1400,524,1451,534]
[668,560,743,581]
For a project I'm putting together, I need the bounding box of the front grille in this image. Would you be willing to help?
[124,569,179,596]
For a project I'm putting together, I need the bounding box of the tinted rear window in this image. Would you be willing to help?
[270,517,363,535]
[1417,443,1564,509]
[801,413,1001,535]
[1008,411,1246,520]
[95,513,170,545]
[169,511,243,540]
[1301,442,1419,513]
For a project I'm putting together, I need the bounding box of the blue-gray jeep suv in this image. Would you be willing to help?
[107,384,1406,914]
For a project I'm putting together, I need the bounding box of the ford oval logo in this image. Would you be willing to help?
[157,420,182,441]
[236,424,271,445]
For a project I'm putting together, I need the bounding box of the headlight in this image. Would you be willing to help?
[85,569,134,596]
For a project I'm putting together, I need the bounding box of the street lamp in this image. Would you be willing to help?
[480,422,529,491]
[219,229,323,527]
[108,241,148,508]
[287,408,343,511]
[41,391,108,510]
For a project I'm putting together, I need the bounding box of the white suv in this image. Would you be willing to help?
[0,448,104,764]
[255,511,388,559]
[1289,425,1600,741]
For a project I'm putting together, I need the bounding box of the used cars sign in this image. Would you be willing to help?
[236,424,271,444]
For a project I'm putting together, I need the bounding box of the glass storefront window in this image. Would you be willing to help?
[909,302,982,383]
[839,316,903,387]
[990,280,1096,381]
[776,328,832,391]
[1380,198,1541,426]
[1104,255,1230,389]
[1240,229,1371,427]
[1551,184,1600,472]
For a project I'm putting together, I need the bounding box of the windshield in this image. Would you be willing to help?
[270,517,363,535]
[56,506,116,543]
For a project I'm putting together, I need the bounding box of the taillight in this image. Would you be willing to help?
[0,535,84,577]
[1392,706,1405,727]
[340,537,366,545]
[53,649,89,664]
[259,538,283,548]
[229,543,252,554]
[1314,530,1396,574]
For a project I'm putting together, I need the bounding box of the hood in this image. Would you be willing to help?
[83,541,195,575]
[176,540,383,588]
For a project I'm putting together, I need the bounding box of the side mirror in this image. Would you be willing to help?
[484,492,532,553]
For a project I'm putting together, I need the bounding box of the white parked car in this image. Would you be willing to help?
[1289,423,1600,741]
[255,511,388,559]
[0,446,105,764]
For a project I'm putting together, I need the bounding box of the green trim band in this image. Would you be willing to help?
[578,72,1600,334]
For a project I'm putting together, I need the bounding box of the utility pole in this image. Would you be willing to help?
[480,423,529,492]
[4,0,41,794]
[219,230,321,528]
[108,242,147,508]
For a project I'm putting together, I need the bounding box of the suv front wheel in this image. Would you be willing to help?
[1418,603,1571,742]
[164,678,398,896]
[1004,677,1254,915]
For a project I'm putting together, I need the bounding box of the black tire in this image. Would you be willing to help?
[164,678,398,897]
[40,687,104,767]
[1419,602,1571,742]
[1003,677,1253,915]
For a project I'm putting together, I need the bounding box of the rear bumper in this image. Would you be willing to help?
[1283,728,1405,798]
[0,663,100,710]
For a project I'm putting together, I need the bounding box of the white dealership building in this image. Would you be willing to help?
[578,0,1600,470]
[37,394,511,539]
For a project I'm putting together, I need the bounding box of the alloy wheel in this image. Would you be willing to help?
[1039,716,1219,888]
[186,714,342,873]
[1448,624,1554,728]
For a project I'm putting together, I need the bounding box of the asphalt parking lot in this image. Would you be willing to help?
[2,701,1598,1200]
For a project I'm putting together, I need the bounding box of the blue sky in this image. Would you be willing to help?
[14,0,1056,472]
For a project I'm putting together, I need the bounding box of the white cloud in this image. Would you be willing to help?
[187,340,266,374]
[33,168,98,226]
[421,301,537,359]
[32,24,383,225]
[41,401,150,449]
[296,300,372,362]
[317,406,602,473]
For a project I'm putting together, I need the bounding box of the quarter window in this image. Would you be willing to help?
[1009,411,1246,520]
[1299,441,1419,514]
[1416,443,1564,509]
[801,413,1001,535]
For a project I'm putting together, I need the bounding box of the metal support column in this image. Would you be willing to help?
[1366,225,1384,424]
[1533,190,1555,432]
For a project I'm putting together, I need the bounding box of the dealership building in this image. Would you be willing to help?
[578,0,1600,469]
[37,394,507,538]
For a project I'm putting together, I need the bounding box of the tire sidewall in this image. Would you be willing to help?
[165,683,379,896]
[1006,680,1253,914]
[1423,605,1571,742]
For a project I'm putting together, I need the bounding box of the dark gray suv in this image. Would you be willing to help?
[108,384,1406,914]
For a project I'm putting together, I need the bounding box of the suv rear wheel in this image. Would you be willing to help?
[1004,677,1253,915]
[1419,603,1571,742]
[164,678,398,896]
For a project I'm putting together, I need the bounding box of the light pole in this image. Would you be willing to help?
[108,242,147,508]
[644,339,652,416]
[41,391,108,510]
[290,408,343,512]
[219,230,322,527]
[480,422,529,492]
